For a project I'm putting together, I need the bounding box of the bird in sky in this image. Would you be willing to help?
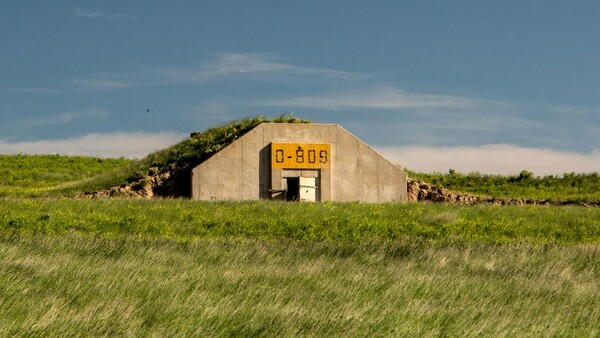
[146,109,150,113]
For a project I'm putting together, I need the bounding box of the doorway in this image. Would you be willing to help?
[285,177,318,202]
[286,177,300,201]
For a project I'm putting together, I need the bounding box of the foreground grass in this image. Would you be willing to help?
[2,200,599,335]
[2,199,600,243]
[1,235,598,336]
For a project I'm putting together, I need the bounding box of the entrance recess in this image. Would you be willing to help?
[284,176,318,202]
[285,177,300,201]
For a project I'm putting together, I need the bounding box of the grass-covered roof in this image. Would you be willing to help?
[58,115,310,197]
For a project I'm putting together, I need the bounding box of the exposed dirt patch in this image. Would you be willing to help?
[78,169,187,199]
[79,173,598,207]
[407,178,600,207]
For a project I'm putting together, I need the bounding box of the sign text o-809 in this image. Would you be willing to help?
[271,143,331,169]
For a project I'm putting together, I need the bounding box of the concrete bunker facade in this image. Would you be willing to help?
[191,123,407,202]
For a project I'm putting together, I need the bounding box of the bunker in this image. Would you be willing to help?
[191,123,407,202]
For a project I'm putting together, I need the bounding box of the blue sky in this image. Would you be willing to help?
[1,1,599,174]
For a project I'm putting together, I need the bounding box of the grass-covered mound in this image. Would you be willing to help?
[55,115,309,198]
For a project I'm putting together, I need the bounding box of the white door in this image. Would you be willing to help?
[299,177,317,202]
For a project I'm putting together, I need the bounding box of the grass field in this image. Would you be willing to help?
[1,199,599,335]
[1,123,599,336]
[1,234,598,336]
[2,199,600,243]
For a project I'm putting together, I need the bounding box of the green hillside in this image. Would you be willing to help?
[0,155,131,197]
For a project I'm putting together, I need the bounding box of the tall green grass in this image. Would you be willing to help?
[1,235,598,336]
[1,199,598,335]
[2,199,599,243]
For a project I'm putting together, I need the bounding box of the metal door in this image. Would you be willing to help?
[299,177,317,202]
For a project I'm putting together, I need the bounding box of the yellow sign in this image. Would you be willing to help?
[271,143,331,169]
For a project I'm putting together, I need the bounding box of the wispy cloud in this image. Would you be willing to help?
[23,109,109,128]
[192,53,297,80]
[546,106,591,116]
[149,53,353,83]
[11,52,590,157]
[259,85,480,111]
[0,132,185,159]
[74,9,132,21]
[378,145,600,175]
[72,78,133,90]
[257,84,545,138]
[70,53,353,91]
[0,87,67,94]
[191,53,350,81]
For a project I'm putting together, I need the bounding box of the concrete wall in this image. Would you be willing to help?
[191,123,407,202]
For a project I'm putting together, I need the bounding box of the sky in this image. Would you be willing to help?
[1,1,599,175]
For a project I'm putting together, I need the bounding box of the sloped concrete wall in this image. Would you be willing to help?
[191,123,407,202]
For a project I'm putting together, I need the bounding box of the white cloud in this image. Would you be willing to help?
[74,9,131,21]
[190,53,349,81]
[377,144,600,175]
[0,132,185,159]
[193,53,296,79]
[72,78,133,90]
[145,53,353,84]
[69,53,351,91]
[259,85,480,111]
[546,106,590,116]
[23,109,109,128]
[258,85,543,137]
